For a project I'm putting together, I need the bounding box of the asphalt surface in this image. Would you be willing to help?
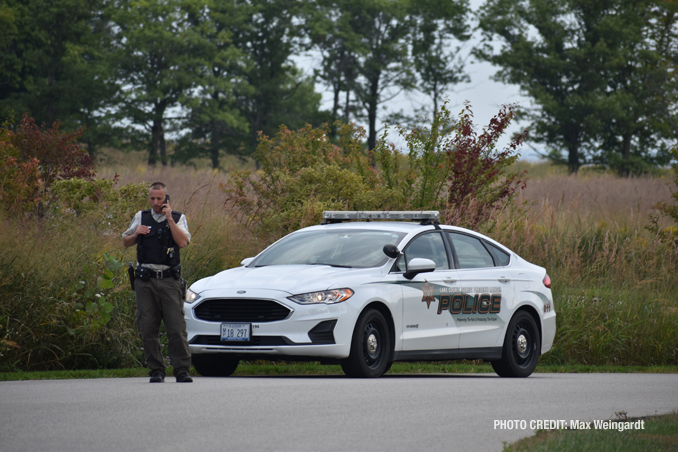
[1,373,677,452]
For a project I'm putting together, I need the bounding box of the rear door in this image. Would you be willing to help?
[446,232,515,349]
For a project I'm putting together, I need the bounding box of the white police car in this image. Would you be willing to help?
[185,211,556,378]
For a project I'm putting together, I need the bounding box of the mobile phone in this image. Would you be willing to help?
[164,194,170,204]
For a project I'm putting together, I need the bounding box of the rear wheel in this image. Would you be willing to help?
[341,309,392,378]
[492,311,540,378]
[192,354,239,377]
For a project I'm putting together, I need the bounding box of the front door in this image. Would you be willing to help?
[397,231,461,351]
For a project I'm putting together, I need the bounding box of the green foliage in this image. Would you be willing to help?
[223,102,528,235]
[0,175,149,372]
[0,221,144,372]
[109,0,208,166]
[50,178,148,231]
[0,0,117,154]
[222,121,389,235]
[409,0,472,116]
[477,0,677,174]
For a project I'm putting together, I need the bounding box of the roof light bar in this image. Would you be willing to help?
[322,211,439,221]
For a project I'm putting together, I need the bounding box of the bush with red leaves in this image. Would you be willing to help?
[0,115,95,215]
[443,102,528,229]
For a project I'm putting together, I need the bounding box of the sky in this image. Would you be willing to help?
[293,0,542,160]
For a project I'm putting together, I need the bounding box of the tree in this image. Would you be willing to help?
[178,0,328,167]
[340,0,415,151]
[477,0,677,174]
[109,0,205,166]
[172,0,249,169]
[410,0,471,117]
[305,0,361,129]
[0,0,117,156]
[306,0,416,151]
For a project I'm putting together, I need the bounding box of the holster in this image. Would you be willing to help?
[171,264,181,279]
[127,263,135,290]
[134,266,151,281]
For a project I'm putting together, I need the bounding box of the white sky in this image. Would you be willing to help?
[294,0,542,160]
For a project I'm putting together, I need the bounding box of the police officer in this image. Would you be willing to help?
[123,182,193,383]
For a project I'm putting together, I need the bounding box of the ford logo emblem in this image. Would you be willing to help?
[237,290,246,294]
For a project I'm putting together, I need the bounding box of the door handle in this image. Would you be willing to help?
[443,278,456,284]
[498,277,511,283]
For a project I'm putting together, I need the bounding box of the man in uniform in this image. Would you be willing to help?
[123,182,193,383]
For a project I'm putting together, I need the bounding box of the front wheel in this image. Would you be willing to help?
[492,311,541,378]
[192,354,239,377]
[341,309,392,378]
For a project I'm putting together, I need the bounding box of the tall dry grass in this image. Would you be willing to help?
[487,172,678,366]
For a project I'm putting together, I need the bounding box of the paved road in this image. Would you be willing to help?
[1,373,677,452]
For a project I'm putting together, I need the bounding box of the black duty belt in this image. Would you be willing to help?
[135,266,174,281]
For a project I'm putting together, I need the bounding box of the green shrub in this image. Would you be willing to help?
[223,103,528,236]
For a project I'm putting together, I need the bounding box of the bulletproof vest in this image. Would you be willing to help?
[136,209,182,267]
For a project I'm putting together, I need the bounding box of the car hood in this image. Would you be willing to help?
[190,264,378,295]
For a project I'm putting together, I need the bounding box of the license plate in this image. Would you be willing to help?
[221,323,250,342]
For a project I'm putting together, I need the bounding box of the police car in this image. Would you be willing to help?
[184,211,556,378]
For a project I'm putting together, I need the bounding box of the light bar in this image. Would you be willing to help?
[322,211,439,221]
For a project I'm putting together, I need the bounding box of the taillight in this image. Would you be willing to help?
[543,274,551,288]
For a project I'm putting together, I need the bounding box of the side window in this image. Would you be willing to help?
[485,242,511,266]
[396,232,449,271]
[447,232,494,269]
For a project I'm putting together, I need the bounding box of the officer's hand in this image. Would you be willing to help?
[162,202,172,217]
[136,225,150,236]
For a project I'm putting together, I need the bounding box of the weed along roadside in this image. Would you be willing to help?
[0,109,677,375]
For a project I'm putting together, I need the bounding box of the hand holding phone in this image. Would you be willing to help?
[162,194,170,215]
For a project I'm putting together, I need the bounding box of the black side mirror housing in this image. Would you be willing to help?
[383,244,400,259]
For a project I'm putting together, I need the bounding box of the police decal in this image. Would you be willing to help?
[421,280,435,308]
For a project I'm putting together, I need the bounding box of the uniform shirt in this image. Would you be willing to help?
[122,210,191,270]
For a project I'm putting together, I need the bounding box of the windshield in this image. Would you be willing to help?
[253,229,407,268]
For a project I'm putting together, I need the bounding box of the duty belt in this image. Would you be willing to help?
[152,268,172,279]
[143,268,173,279]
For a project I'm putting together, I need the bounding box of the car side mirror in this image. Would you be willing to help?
[383,244,400,259]
[403,258,436,280]
[240,257,254,267]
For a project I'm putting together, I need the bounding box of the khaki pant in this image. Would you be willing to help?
[135,277,191,375]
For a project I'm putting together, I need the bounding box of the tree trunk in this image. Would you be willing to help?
[149,119,165,167]
[210,120,221,170]
[567,143,579,174]
[620,132,632,176]
[367,74,380,152]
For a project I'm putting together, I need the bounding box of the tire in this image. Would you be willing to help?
[492,311,541,378]
[341,309,392,378]
[192,354,239,377]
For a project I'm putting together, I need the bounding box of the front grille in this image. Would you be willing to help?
[194,298,291,322]
[190,335,293,346]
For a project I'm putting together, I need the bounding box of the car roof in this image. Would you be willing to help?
[296,221,515,256]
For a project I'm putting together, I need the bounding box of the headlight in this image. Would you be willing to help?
[288,288,354,305]
[185,288,201,304]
